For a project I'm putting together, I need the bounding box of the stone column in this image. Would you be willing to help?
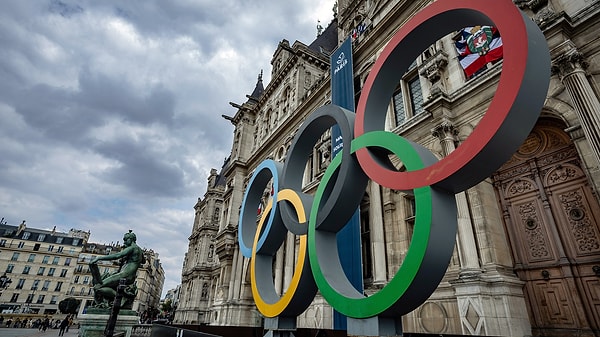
[283,232,296,291]
[431,122,481,275]
[228,249,239,300]
[369,181,387,284]
[552,42,600,164]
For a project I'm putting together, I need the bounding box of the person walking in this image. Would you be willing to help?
[58,317,69,336]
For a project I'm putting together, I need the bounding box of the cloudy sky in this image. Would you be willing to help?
[0,0,334,297]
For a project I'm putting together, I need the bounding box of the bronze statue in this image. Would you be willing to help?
[89,230,145,309]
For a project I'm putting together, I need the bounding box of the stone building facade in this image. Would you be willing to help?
[0,221,165,317]
[175,1,600,336]
[0,221,88,315]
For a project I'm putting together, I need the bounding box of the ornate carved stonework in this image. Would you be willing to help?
[551,51,589,78]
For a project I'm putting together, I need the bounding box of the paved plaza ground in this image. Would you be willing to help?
[0,327,79,337]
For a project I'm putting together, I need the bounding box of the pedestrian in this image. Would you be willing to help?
[42,317,50,331]
[58,317,69,336]
[66,315,73,332]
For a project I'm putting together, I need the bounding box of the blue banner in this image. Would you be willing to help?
[330,37,363,331]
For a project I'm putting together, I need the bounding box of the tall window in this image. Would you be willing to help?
[42,255,50,264]
[60,269,68,277]
[11,252,19,261]
[42,280,51,291]
[52,257,60,265]
[55,281,63,292]
[10,293,19,303]
[31,280,39,290]
[17,242,24,248]
[48,245,54,252]
[28,254,36,262]
[37,267,46,275]
[392,62,425,126]
[37,295,45,304]
[26,293,34,303]
[22,265,31,274]
[48,268,56,276]
[64,258,72,266]
[6,264,14,273]
[22,232,31,240]
[50,295,58,304]
[37,234,46,242]
[16,279,25,290]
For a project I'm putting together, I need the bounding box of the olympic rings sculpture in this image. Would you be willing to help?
[238,0,550,320]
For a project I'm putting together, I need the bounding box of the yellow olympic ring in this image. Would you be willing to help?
[250,189,311,317]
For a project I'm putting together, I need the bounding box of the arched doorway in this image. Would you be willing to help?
[492,118,600,336]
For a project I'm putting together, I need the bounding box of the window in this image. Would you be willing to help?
[42,255,50,264]
[22,232,31,240]
[17,242,24,248]
[72,238,80,246]
[6,264,14,273]
[37,295,45,304]
[28,254,36,262]
[57,246,64,253]
[48,268,56,276]
[37,267,46,276]
[64,258,71,266]
[392,63,425,126]
[80,287,85,295]
[60,269,68,277]
[50,295,58,304]
[10,293,19,303]
[33,243,40,251]
[52,257,60,265]
[48,245,54,252]
[74,276,80,284]
[31,280,39,290]
[16,279,25,290]
[56,237,63,244]
[22,265,31,274]
[37,234,46,242]
[69,287,75,295]
[69,248,75,254]
[26,293,34,303]
[11,252,19,261]
[83,276,90,285]
[42,280,50,291]
[55,281,63,292]
[0,239,6,247]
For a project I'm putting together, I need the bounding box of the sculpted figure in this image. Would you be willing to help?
[89,230,145,309]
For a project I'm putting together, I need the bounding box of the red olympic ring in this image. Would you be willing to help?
[354,0,550,193]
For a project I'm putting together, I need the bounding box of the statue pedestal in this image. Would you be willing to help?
[79,310,139,337]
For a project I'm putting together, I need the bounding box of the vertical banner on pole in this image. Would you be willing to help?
[330,37,363,331]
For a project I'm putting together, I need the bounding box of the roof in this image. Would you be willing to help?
[308,18,339,55]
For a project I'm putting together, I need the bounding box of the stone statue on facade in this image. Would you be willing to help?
[89,230,145,309]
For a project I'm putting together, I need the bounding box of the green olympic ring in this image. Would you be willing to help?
[308,131,456,317]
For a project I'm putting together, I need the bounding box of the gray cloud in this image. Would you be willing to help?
[0,0,335,296]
